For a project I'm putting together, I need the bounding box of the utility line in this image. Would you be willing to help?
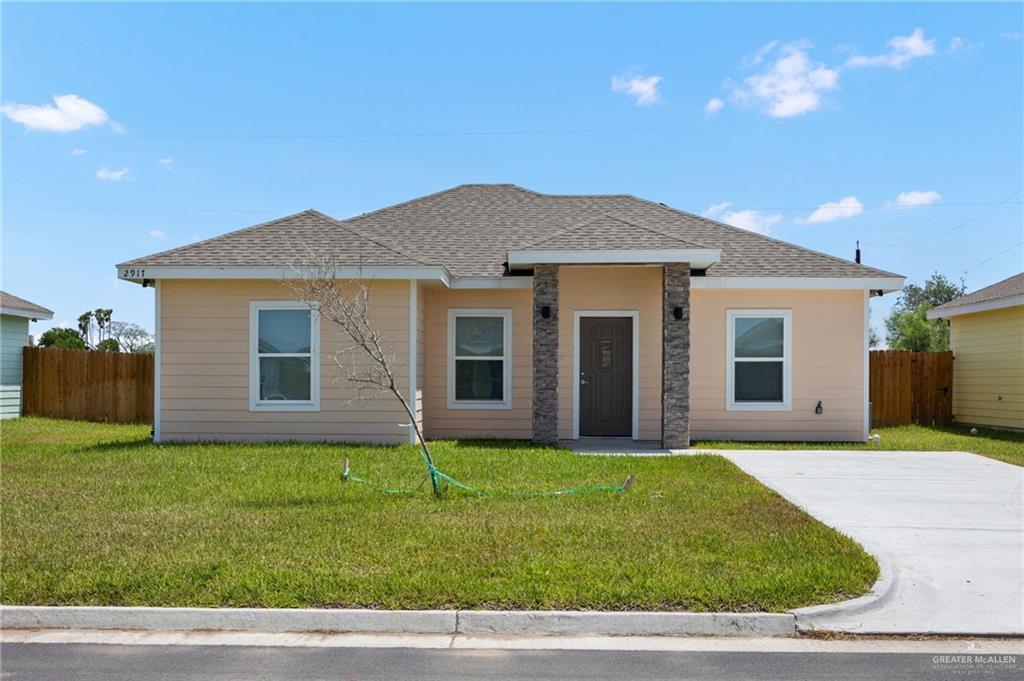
[0,113,976,142]
[3,199,1021,216]
[961,241,1024,274]
[865,189,1023,247]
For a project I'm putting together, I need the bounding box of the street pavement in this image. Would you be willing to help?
[3,641,1022,681]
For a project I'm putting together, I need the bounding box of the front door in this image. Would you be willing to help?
[579,316,633,437]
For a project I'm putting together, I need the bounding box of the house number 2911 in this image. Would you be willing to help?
[120,268,146,278]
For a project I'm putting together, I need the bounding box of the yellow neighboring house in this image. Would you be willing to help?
[929,272,1024,431]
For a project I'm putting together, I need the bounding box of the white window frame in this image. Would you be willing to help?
[726,309,792,412]
[447,309,512,409]
[249,300,320,412]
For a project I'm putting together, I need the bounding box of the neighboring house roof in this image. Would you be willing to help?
[928,272,1024,319]
[119,183,902,281]
[0,291,54,320]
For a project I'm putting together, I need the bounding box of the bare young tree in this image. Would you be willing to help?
[286,264,440,497]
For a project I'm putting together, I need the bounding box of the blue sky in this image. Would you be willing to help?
[3,2,1022,340]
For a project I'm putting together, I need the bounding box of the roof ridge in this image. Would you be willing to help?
[514,213,705,251]
[513,214,613,249]
[342,184,496,224]
[116,209,322,267]
[307,210,436,268]
[601,212,707,249]
[621,194,902,278]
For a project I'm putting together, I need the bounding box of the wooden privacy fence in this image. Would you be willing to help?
[22,346,154,424]
[869,350,953,428]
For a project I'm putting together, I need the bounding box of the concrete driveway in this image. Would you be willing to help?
[718,450,1023,635]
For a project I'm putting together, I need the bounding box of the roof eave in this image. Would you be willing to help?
[114,264,451,286]
[0,306,54,321]
[927,294,1024,319]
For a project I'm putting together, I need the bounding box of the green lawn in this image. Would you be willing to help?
[696,424,1024,467]
[0,417,876,612]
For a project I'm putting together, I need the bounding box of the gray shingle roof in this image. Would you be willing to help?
[516,214,705,251]
[0,291,53,317]
[119,210,429,269]
[931,272,1024,312]
[119,184,902,279]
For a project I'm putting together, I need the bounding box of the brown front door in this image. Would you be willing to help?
[579,316,633,437]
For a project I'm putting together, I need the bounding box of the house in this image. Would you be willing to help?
[116,184,904,446]
[0,291,54,419]
[928,272,1023,431]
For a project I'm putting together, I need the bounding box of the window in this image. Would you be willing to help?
[249,301,320,411]
[726,310,791,411]
[447,309,512,409]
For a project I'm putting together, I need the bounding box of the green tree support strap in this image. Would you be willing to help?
[340,449,635,497]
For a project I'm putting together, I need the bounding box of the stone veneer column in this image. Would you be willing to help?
[532,265,560,445]
[662,264,691,449]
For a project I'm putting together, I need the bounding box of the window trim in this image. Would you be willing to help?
[447,308,512,410]
[249,300,320,412]
[725,309,792,412]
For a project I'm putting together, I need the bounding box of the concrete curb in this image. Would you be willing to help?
[0,606,796,638]
[790,548,898,633]
[457,611,796,637]
[0,607,455,635]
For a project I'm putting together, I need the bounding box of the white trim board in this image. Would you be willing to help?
[690,276,904,292]
[927,295,1024,319]
[571,310,641,440]
[0,306,53,320]
[153,282,161,443]
[863,290,870,442]
[117,265,451,286]
[509,249,720,270]
[408,281,418,444]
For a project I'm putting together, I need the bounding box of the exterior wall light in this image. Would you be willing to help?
[673,306,683,320]
[815,401,823,415]
[541,305,551,319]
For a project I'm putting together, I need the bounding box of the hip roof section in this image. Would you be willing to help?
[118,183,902,280]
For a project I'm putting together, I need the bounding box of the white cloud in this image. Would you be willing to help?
[742,41,781,68]
[2,94,112,133]
[96,166,130,182]
[800,196,864,223]
[703,202,732,219]
[705,97,725,115]
[893,189,942,207]
[70,148,87,155]
[731,41,839,117]
[148,229,166,239]
[611,71,663,106]
[109,121,125,134]
[717,208,783,235]
[1001,31,1021,41]
[845,28,936,69]
[158,157,174,170]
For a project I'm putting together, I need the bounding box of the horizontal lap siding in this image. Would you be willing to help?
[422,288,533,439]
[1,316,29,418]
[950,307,1024,430]
[558,267,663,441]
[159,279,410,443]
[690,289,865,442]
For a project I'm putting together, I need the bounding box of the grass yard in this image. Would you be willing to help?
[0,417,877,613]
[696,424,1024,467]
